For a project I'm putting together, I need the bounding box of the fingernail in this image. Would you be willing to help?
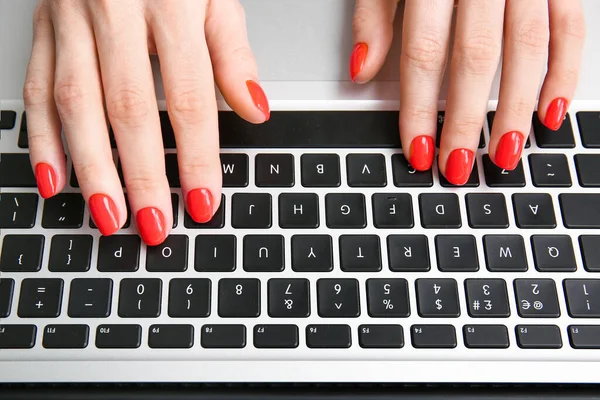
[409,135,435,171]
[494,131,524,171]
[136,207,166,246]
[246,80,270,121]
[89,194,120,236]
[35,162,57,198]
[187,188,213,223]
[349,43,368,82]
[445,148,474,186]
[543,97,568,131]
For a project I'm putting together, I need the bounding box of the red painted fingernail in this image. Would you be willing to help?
[35,162,57,199]
[494,131,524,171]
[246,80,270,121]
[187,188,213,223]
[89,194,120,236]
[445,148,474,186]
[136,207,166,246]
[409,135,435,171]
[349,43,368,82]
[544,97,568,131]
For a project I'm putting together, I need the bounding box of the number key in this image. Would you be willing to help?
[218,279,260,317]
[268,279,310,318]
[168,278,211,318]
[415,278,460,317]
[464,279,510,317]
[118,279,162,318]
[514,279,560,318]
[317,279,360,317]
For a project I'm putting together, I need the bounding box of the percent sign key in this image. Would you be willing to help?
[367,279,410,317]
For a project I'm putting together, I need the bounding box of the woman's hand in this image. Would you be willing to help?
[24,0,269,245]
[350,0,585,184]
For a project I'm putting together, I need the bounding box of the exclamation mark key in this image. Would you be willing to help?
[564,279,600,317]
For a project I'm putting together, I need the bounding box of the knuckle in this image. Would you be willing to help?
[453,114,484,138]
[54,79,88,115]
[124,174,164,195]
[403,31,447,73]
[27,129,53,149]
[456,28,501,76]
[72,161,106,187]
[23,79,50,106]
[179,157,221,180]
[512,20,549,55]
[403,104,439,124]
[556,12,586,41]
[167,86,212,126]
[106,85,150,126]
[508,97,535,120]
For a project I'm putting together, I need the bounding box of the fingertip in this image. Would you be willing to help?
[444,148,475,186]
[246,80,270,122]
[540,97,569,131]
[34,162,59,199]
[187,188,215,224]
[350,42,369,82]
[408,135,435,171]
[136,206,168,247]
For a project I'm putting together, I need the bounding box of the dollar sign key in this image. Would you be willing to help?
[435,299,443,310]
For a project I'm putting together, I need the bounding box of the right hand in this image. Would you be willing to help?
[24,0,270,245]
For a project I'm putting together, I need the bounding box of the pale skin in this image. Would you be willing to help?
[24,0,586,246]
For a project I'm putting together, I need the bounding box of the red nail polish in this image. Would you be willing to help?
[544,97,568,131]
[35,163,57,198]
[89,194,120,236]
[136,207,166,246]
[246,80,270,121]
[187,188,213,223]
[494,131,524,171]
[349,43,368,82]
[445,148,474,186]
[409,135,435,171]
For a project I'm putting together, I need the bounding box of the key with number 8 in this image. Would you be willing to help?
[218,279,260,317]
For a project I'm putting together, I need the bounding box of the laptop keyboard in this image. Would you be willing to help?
[2,105,600,356]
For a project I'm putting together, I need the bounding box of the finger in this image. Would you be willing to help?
[537,0,585,130]
[90,3,172,245]
[50,2,126,235]
[205,0,269,123]
[23,1,64,199]
[438,0,505,185]
[399,0,454,171]
[350,0,398,83]
[489,0,549,170]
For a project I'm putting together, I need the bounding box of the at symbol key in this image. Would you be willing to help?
[514,279,560,318]
[415,279,460,317]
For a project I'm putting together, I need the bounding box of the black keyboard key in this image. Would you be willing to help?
[291,235,333,272]
[43,325,89,349]
[0,279,14,318]
[339,235,381,272]
[0,110,16,129]
[516,325,562,349]
[577,112,600,148]
[0,325,36,349]
[366,278,410,317]
[231,193,271,228]
[435,235,479,272]
[41,193,85,228]
[148,325,194,349]
[482,155,526,187]
[301,154,341,187]
[96,325,141,349]
[168,278,211,318]
[184,194,225,229]
[0,234,44,272]
[580,235,600,272]
[278,193,319,228]
[439,160,480,187]
[0,154,36,187]
[359,325,404,348]
[513,193,556,228]
[463,325,509,349]
[164,154,180,187]
[220,153,249,187]
[465,279,510,317]
[346,153,387,187]
[254,325,299,348]
[532,235,577,272]
[18,278,63,318]
[67,278,113,318]
[158,112,177,148]
[146,235,188,272]
[325,193,366,228]
[564,280,600,318]
[97,235,140,272]
[415,279,460,317]
[466,193,509,228]
[48,235,92,272]
[194,235,236,272]
[0,193,38,228]
[306,325,351,348]
[411,325,457,349]
[391,154,433,187]
[255,153,294,187]
[268,278,310,318]
[118,278,162,318]
[317,278,360,317]
[533,112,575,148]
[218,278,260,317]
[201,325,246,348]
[560,194,600,229]
[568,325,600,349]
[484,235,528,272]
[529,154,572,187]
[419,193,461,228]
[575,154,600,187]
[387,235,430,272]
[18,112,28,148]
[514,279,560,318]
[372,193,414,228]
[243,235,284,272]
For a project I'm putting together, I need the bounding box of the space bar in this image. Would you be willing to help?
[559,194,600,228]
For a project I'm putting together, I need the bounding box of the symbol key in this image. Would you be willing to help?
[317,279,360,317]
[68,278,113,318]
[18,278,63,318]
[465,279,510,317]
[0,279,14,318]
[42,193,85,228]
[0,235,44,272]
[529,154,572,187]
[366,278,410,317]
[48,235,92,272]
[564,279,600,318]
[268,278,310,318]
[0,193,38,228]
[514,279,560,318]
[415,279,460,317]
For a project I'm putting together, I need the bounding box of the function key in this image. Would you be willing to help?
[201,324,246,348]
[574,154,600,187]
[391,154,433,187]
[317,278,360,318]
[306,325,351,349]
[346,153,387,187]
[387,235,430,272]
[568,325,600,349]
[278,193,319,228]
[339,235,381,272]
[0,235,44,272]
[145,234,189,272]
[231,193,271,228]
[148,325,194,349]
[512,193,556,229]
[576,112,600,148]
[96,324,142,349]
[466,193,509,229]
[184,194,225,229]
[0,110,17,130]
[255,153,294,187]
[67,278,113,318]
[325,193,366,229]
[18,112,28,148]
[465,278,510,318]
[483,235,528,272]
[516,325,562,349]
[439,160,480,187]
[514,279,560,318]
[194,235,236,272]
[168,278,211,318]
[533,112,575,148]
[559,194,600,229]
[0,153,36,187]
[254,325,299,349]
[0,193,38,228]
[97,235,141,272]
[411,324,457,349]
[243,235,284,272]
[301,154,341,187]
[529,154,572,187]
[359,325,404,349]
[43,325,89,349]
[419,193,461,229]
[117,278,162,318]
[482,155,525,187]
[17,278,64,318]
[0,325,37,349]
[372,193,414,229]
[42,193,85,229]
[580,235,600,272]
[220,153,249,187]
[218,278,260,318]
[531,235,576,272]
[366,278,410,318]
[0,279,14,318]
[415,278,460,318]
[291,235,333,272]
[48,235,93,272]
[435,235,479,272]
[563,279,600,318]
[463,325,509,349]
